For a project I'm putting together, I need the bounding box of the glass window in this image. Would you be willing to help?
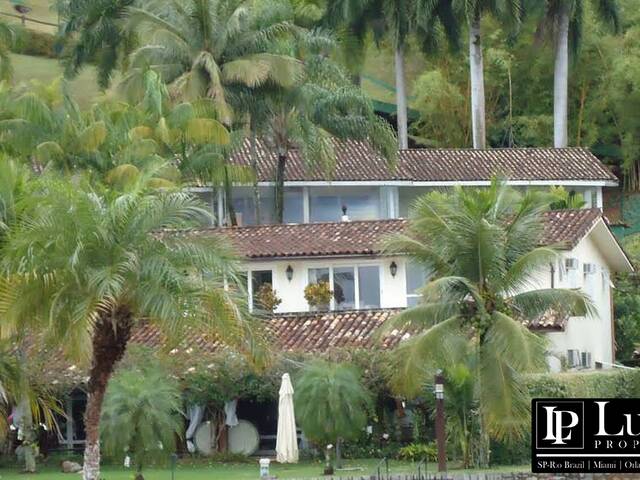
[358,266,380,308]
[333,267,355,310]
[250,270,272,310]
[310,195,340,222]
[232,188,255,226]
[406,263,428,306]
[309,187,381,222]
[406,263,427,294]
[192,190,217,225]
[283,188,304,223]
[308,268,330,285]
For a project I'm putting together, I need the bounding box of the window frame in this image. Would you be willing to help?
[247,269,274,312]
[307,264,381,311]
[405,263,429,307]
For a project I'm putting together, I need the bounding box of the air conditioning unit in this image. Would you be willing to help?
[567,349,581,368]
[581,351,592,369]
[565,258,579,270]
[583,263,597,275]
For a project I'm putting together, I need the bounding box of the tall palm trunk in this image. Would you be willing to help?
[250,125,261,225]
[223,165,238,226]
[274,151,287,224]
[14,344,36,473]
[468,14,486,149]
[82,309,133,480]
[394,45,409,150]
[553,6,570,148]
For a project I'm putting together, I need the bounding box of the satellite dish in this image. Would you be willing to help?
[194,421,216,456]
[228,420,260,455]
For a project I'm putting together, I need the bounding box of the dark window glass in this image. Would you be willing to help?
[358,266,380,308]
[334,267,355,310]
[251,270,272,309]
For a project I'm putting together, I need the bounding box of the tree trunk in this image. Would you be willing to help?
[554,6,570,148]
[223,165,237,226]
[394,45,409,150]
[468,15,486,149]
[274,152,287,224]
[335,437,342,469]
[16,346,37,473]
[82,308,133,480]
[250,125,261,225]
[17,397,37,472]
[576,82,587,146]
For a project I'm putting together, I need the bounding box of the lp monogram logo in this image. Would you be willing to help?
[535,400,584,449]
[543,407,580,444]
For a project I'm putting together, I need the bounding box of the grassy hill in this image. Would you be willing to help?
[1,0,58,32]
[3,0,426,111]
[11,54,105,106]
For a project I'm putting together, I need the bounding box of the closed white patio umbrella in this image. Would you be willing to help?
[276,373,299,463]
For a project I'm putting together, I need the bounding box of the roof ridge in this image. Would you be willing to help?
[401,146,592,153]
[271,307,404,318]
[220,218,408,231]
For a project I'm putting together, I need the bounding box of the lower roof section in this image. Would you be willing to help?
[34,309,567,384]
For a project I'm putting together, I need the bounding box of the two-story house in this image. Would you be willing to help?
[48,143,633,452]
[186,142,631,371]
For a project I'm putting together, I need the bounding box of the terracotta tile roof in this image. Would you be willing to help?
[182,208,603,259]
[230,139,617,183]
[129,309,568,353]
[127,310,407,354]
[31,308,568,383]
[220,219,405,258]
[540,208,602,248]
[523,310,570,331]
[268,309,408,351]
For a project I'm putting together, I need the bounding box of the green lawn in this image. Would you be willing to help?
[0,460,531,480]
[10,53,110,107]
[1,0,59,33]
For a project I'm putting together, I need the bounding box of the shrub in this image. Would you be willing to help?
[101,363,183,478]
[254,282,281,312]
[397,442,437,462]
[490,370,640,465]
[12,29,60,58]
[304,281,332,309]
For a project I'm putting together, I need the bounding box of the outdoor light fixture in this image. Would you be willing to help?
[286,265,294,281]
[389,261,398,277]
[434,373,444,400]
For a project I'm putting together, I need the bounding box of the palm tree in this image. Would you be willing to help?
[0,19,17,81]
[322,0,459,149]
[0,343,21,440]
[255,52,397,222]
[534,0,619,147]
[0,174,262,480]
[381,179,592,465]
[61,0,137,89]
[120,0,303,125]
[101,363,183,480]
[456,0,522,149]
[294,360,371,473]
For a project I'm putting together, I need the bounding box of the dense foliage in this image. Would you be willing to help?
[381,180,592,466]
[410,0,640,188]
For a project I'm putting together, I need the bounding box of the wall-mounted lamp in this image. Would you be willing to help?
[389,261,398,278]
[286,265,294,282]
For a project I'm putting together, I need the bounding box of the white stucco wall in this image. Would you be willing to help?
[543,234,614,368]
[244,230,615,369]
[246,256,410,313]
